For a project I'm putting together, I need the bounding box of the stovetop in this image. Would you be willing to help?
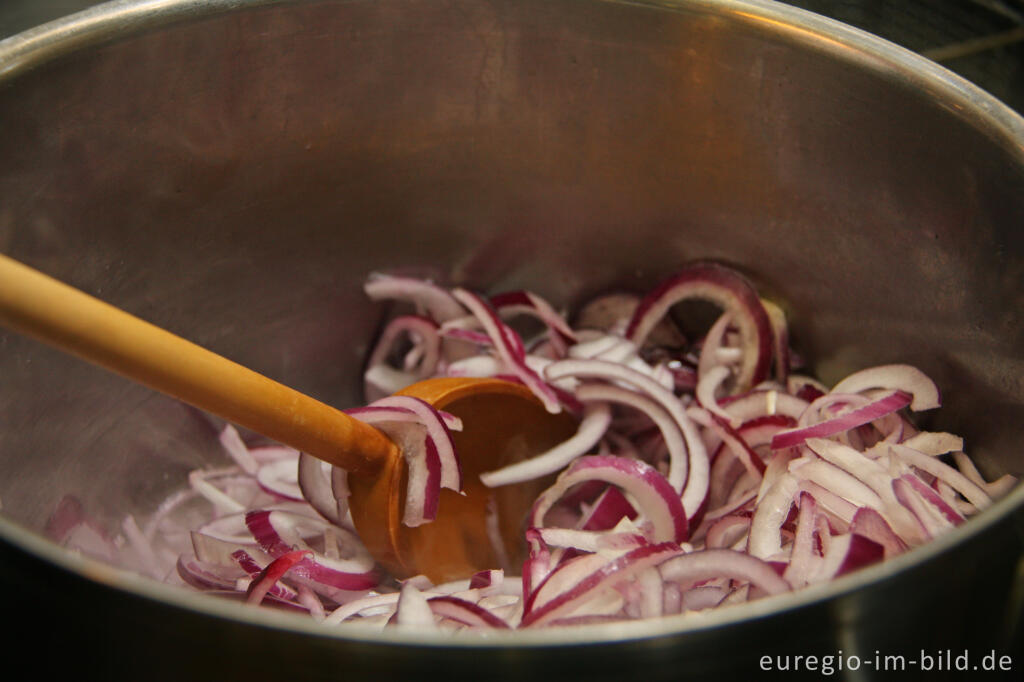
[1,0,1022,112]
[786,0,1024,111]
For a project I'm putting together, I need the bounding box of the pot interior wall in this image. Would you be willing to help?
[0,0,1021,542]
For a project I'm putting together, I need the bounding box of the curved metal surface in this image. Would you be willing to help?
[1,0,1023,679]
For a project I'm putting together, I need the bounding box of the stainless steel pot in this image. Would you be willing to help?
[1,0,1022,679]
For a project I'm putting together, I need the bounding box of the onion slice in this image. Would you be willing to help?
[624,263,773,392]
[830,365,940,411]
[770,390,912,450]
[529,455,688,545]
[480,402,612,487]
[363,273,465,322]
[544,358,708,519]
[522,542,683,627]
[659,548,791,595]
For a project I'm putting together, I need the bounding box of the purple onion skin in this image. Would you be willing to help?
[835,535,885,577]
[625,262,773,389]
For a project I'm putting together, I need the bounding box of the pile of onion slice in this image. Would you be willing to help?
[53,262,1018,630]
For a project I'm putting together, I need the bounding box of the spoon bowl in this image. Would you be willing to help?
[349,377,577,583]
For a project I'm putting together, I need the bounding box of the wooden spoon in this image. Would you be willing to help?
[0,254,575,583]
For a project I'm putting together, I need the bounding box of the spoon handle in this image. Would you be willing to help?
[0,253,394,474]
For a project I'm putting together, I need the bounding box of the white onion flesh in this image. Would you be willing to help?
[57,263,1017,631]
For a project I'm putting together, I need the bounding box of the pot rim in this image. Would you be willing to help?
[0,0,1022,647]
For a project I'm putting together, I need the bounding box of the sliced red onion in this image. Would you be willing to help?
[480,402,611,487]
[770,390,912,450]
[445,353,503,378]
[362,366,409,403]
[244,549,311,605]
[848,507,907,558]
[452,288,562,413]
[195,510,259,544]
[427,595,512,629]
[255,457,304,502]
[576,383,689,492]
[625,263,773,392]
[533,522,648,554]
[567,334,673,391]
[439,325,493,348]
[699,488,757,529]
[951,452,1017,499]
[761,299,791,383]
[890,477,944,539]
[191,528,266,566]
[899,474,965,525]
[803,438,890,488]
[323,593,403,625]
[522,542,683,627]
[934,478,963,511]
[363,273,465,322]
[568,334,634,361]
[419,437,442,524]
[900,431,963,456]
[405,573,441,592]
[704,448,752,514]
[755,447,799,506]
[789,458,884,511]
[491,289,577,351]
[796,392,872,429]
[469,569,503,590]
[574,292,688,349]
[738,415,797,451]
[544,358,708,518]
[721,389,809,424]
[296,585,326,621]
[800,438,924,542]
[330,467,351,525]
[177,554,244,592]
[814,533,884,581]
[704,513,752,550]
[206,588,316,614]
[659,548,790,595]
[679,585,729,612]
[344,410,443,527]
[889,443,991,510]
[189,468,249,514]
[748,474,798,559]
[219,424,259,474]
[580,485,638,531]
[369,395,462,492]
[522,531,553,599]
[662,359,699,393]
[788,375,827,401]
[143,266,1022,632]
[297,453,342,525]
[687,406,766,478]
[782,492,819,587]
[529,455,688,544]
[696,311,736,382]
[830,364,940,411]
[363,315,441,400]
[345,403,462,431]
[696,364,739,428]
[392,582,437,628]
[245,510,379,591]
[631,566,665,619]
